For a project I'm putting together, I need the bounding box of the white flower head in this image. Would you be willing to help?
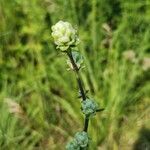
[51,21,79,51]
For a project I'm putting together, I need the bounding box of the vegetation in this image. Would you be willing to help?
[0,0,150,149]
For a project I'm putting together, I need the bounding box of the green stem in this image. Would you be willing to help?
[66,49,86,101]
[83,117,89,132]
[66,49,89,149]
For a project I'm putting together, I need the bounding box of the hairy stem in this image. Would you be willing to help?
[66,49,86,101]
[66,49,90,136]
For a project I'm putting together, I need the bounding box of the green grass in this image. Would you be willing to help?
[0,0,150,149]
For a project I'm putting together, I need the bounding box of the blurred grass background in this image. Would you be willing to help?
[0,0,150,149]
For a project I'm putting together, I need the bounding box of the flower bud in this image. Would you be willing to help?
[51,21,79,51]
[74,131,89,148]
[66,139,80,150]
[81,98,99,118]
[66,131,89,149]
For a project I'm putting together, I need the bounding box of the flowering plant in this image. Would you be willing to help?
[51,21,103,149]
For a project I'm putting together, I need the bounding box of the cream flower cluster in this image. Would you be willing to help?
[51,21,79,51]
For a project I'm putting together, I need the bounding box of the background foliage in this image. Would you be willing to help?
[0,0,150,149]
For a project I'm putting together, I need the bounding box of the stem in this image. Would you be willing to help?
[66,49,79,72]
[77,77,86,101]
[66,49,90,150]
[66,49,86,101]
[83,117,89,132]
[66,49,89,132]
